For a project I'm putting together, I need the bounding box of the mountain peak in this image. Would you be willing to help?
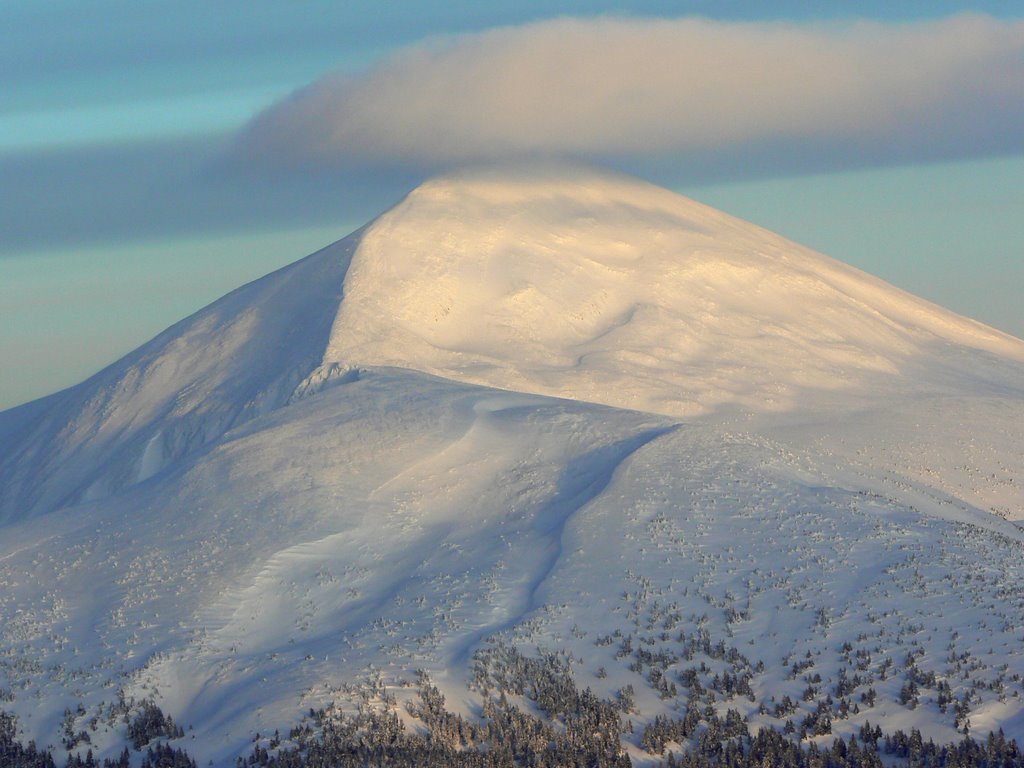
[324,165,1023,417]
[2,166,1022,523]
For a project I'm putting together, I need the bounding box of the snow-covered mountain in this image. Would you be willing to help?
[2,166,1023,765]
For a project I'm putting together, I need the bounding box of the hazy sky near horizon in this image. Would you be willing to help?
[1,1,1023,410]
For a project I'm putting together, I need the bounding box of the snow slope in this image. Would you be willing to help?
[1,166,1024,764]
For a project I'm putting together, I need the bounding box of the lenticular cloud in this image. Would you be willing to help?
[233,14,1024,169]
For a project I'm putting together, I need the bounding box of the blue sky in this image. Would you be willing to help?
[1,1,1022,409]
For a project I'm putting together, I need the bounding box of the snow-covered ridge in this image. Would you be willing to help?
[326,166,1024,417]
[1,165,1022,524]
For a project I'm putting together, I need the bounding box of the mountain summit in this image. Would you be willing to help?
[2,166,1022,524]
[324,165,1023,415]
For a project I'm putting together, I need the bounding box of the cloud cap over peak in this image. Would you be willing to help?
[232,14,1024,172]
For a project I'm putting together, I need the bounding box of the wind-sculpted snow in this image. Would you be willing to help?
[1,168,1024,765]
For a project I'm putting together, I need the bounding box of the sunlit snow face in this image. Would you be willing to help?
[322,168,1023,419]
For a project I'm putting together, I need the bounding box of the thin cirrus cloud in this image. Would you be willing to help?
[231,14,1024,172]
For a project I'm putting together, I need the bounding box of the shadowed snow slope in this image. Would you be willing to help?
[0,235,357,524]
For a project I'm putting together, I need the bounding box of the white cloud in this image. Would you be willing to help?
[233,14,1024,168]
